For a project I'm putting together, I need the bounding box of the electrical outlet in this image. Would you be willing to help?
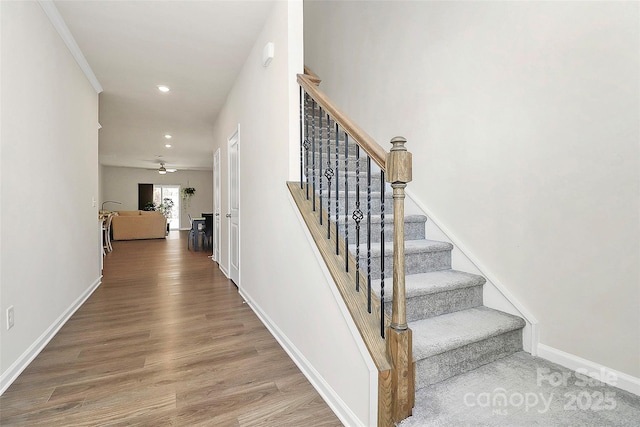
[7,306,14,330]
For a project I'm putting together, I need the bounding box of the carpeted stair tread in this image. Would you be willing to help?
[410,307,525,360]
[341,214,426,225]
[351,239,453,257]
[372,269,486,302]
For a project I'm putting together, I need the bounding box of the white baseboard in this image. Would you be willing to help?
[0,276,103,395]
[538,344,640,396]
[218,263,230,278]
[239,289,366,427]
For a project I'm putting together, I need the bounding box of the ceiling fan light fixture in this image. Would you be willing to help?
[158,163,167,174]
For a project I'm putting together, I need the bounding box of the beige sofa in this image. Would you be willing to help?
[111,210,167,241]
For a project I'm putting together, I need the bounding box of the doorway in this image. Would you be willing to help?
[153,185,180,230]
[213,149,221,263]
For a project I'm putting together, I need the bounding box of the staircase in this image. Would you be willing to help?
[313,140,526,392]
[294,70,526,425]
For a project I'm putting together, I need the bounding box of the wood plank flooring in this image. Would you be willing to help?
[0,231,342,426]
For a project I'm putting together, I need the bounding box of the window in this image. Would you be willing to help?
[153,185,181,230]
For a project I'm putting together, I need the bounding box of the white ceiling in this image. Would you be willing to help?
[54,0,274,171]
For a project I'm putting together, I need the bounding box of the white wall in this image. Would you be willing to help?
[211,1,375,424]
[304,1,640,378]
[1,1,100,391]
[101,166,213,230]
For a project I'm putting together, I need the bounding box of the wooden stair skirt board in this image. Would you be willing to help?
[288,182,407,427]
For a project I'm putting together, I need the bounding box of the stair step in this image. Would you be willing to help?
[373,269,485,320]
[338,214,426,242]
[410,307,525,388]
[351,239,453,278]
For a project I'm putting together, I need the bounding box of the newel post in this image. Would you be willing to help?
[385,136,415,421]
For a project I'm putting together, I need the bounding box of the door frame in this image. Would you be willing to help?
[213,148,221,262]
[227,124,240,287]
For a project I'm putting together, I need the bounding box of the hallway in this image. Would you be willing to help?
[0,231,342,426]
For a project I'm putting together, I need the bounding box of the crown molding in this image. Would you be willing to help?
[38,1,103,94]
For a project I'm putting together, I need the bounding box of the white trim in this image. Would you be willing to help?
[38,1,103,94]
[213,148,221,263]
[538,344,640,396]
[218,264,230,279]
[287,190,378,425]
[0,276,103,395]
[405,188,539,354]
[239,288,367,427]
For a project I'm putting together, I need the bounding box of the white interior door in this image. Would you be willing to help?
[213,149,221,262]
[228,127,240,286]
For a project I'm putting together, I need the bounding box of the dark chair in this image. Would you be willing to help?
[202,213,213,249]
[187,214,207,251]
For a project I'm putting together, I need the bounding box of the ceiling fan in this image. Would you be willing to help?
[157,162,177,174]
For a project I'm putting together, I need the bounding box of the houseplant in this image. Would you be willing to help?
[158,198,175,218]
[181,187,196,208]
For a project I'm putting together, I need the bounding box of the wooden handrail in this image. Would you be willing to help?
[303,66,322,86]
[298,73,387,170]
[296,71,415,424]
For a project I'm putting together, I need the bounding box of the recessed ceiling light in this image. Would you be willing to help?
[157,85,170,93]
[164,134,172,139]
[165,144,172,148]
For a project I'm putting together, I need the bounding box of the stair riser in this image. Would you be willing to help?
[353,248,452,279]
[415,329,523,389]
[385,285,483,321]
[338,220,426,242]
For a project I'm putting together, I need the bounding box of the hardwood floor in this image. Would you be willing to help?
[0,231,342,426]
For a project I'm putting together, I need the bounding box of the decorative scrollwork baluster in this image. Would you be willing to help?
[344,133,349,273]
[354,145,362,292]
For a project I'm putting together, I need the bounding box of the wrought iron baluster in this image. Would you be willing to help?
[304,93,310,200]
[311,99,316,211]
[299,86,303,189]
[325,114,333,239]
[344,133,349,273]
[380,170,385,338]
[353,145,362,292]
[335,122,340,255]
[319,108,323,225]
[367,156,372,313]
